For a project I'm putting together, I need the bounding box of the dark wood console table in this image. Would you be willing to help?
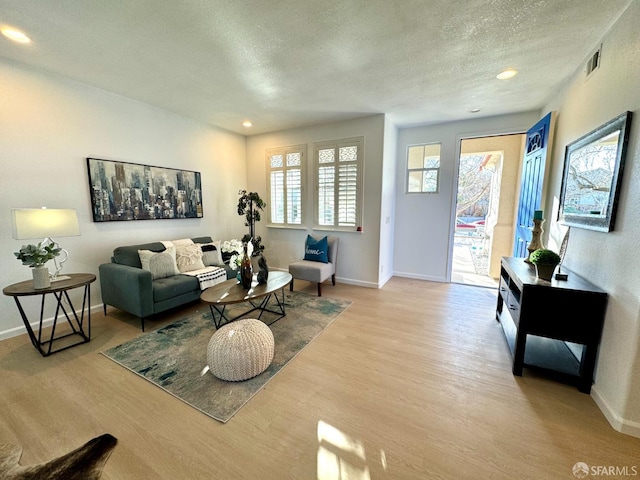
[496,257,607,393]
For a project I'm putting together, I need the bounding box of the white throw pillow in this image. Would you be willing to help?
[172,238,194,246]
[201,240,223,266]
[138,246,180,279]
[175,243,206,273]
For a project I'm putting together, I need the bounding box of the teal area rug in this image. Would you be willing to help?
[102,291,351,423]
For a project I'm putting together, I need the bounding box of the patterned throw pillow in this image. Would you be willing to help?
[138,246,180,279]
[200,240,223,266]
[303,235,329,263]
[175,243,206,273]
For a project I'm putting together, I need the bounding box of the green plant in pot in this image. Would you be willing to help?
[237,190,266,257]
[14,242,61,289]
[529,248,561,281]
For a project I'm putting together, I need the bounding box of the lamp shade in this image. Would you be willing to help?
[12,208,80,240]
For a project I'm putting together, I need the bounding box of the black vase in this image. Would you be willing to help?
[257,255,269,284]
[240,243,253,289]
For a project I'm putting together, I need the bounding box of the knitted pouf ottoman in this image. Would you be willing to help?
[205,318,274,381]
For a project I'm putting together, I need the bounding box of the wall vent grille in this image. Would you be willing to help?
[586,45,602,77]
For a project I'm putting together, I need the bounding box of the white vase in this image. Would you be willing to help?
[534,263,557,282]
[251,256,261,272]
[32,266,50,289]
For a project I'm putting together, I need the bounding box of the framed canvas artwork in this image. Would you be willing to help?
[87,157,203,222]
[558,111,632,232]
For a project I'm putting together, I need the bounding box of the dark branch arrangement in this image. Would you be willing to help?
[237,190,266,256]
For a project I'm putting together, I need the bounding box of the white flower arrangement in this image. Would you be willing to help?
[221,238,253,270]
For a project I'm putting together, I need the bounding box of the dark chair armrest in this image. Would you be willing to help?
[99,263,154,318]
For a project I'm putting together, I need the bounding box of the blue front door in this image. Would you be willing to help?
[513,112,555,257]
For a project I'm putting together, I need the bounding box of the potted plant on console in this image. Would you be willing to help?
[529,248,561,281]
[14,242,61,289]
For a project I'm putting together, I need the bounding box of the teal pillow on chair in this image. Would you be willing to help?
[304,235,329,263]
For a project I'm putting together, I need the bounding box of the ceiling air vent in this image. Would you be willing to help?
[586,45,602,77]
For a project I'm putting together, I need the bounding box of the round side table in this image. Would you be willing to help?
[3,273,96,356]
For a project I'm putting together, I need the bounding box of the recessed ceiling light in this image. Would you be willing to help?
[497,68,518,80]
[470,108,481,113]
[1,27,32,44]
[242,121,253,127]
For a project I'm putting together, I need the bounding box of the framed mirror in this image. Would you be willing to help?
[558,111,632,232]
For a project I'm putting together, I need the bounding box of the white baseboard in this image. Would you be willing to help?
[392,271,448,283]
[591,385,640,438]
[0,304,104,341]
[378,271,394,288]
[335,276,378,289]
[270,267,379,289]
[0,323,33,341]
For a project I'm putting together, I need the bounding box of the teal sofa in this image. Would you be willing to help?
[99,236,234,331]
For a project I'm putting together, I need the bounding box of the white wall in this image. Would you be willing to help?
[0,58,247,337]
[245,115,386,288]
[541,0,640,436]
[378,116,398,286]
[393,112,540,281]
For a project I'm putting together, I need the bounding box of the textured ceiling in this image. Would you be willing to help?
[0,1,633,135]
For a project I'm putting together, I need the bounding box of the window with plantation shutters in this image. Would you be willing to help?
[266,145,305,226]
[314,137,363,231]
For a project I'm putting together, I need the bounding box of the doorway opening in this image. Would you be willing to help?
[451,133,526,288]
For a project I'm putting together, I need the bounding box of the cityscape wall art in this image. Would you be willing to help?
[87,157,203,222]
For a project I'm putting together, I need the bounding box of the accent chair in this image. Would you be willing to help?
[288,235,339,296]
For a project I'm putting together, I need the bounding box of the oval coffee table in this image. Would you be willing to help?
[200,271,292,328]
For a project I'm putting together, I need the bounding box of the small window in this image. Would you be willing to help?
[266,145,305,226]
[407,143,441,193]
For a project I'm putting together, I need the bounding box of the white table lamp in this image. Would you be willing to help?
[12,207,80,280]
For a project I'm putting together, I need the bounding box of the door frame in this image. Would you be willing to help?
[447,128,528,283]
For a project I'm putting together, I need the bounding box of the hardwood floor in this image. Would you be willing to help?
[1,277,638,479]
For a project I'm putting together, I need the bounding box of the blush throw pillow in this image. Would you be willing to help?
[304,235,329,263]
[138,246,180,279]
